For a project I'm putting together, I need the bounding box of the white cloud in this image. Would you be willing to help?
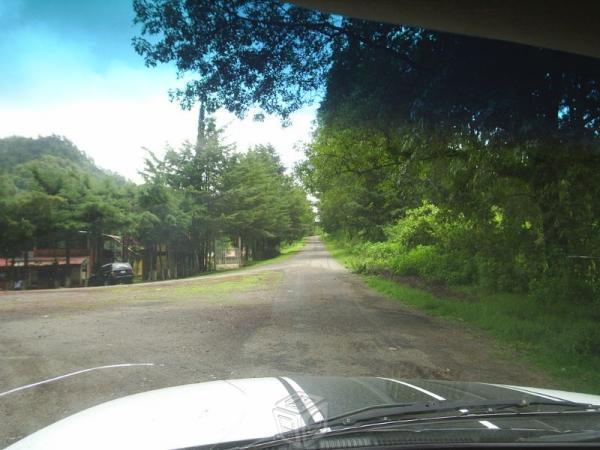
[214,107,316,169]
[0,6,317,183]
[0,79,316,182]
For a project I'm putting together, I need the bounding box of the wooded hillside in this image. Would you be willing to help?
[0,130,313,286]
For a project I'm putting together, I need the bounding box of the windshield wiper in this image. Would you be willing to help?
[248,398,598,447]
[294,399,594,434]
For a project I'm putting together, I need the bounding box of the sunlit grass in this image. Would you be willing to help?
[110,272,282,301]
[171,272,281,297]
[238,237,307,269]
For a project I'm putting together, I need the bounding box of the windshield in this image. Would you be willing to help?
[0,1,599,449]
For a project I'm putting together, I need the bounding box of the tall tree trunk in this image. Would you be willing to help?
[149,245,155,281]
[200,241,206,272]
[23,248,29,290]
[214,239,217,271]
[10,256,15,289]
[64,238,71,288]
[53,259,60,289]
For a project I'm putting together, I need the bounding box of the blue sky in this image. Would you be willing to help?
[0,0,146,102]
[0,0,315,181]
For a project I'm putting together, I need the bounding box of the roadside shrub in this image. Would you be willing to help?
[359,240,403,273]
[388,245,476,285]
[475,256,528,293]
[530,271,596,305]
[436,251,478,285]
[384,203,440,249]
[335,201,599,300]
[348,205,478,285]
[389,245,437,277]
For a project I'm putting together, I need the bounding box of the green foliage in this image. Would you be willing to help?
[132,0,600,388]
[328,195,598,300]
[0,136,135,257]
[132,0,600,299]
[0,136,96,173]
[133,0,335,118]
[141,132,314,266]
[299,21,600,304]
[384,203,440,249]
[132,0,600,300]
[221,145,312,257]
[0,134,313,277]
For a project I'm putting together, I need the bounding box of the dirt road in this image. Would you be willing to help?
[0,236,550,447]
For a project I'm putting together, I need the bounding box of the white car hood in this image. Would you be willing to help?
[8,376,600,450]
[7,378,292,450]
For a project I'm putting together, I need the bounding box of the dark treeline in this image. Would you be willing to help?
[298,24,600,302]
[0,128,313,285]
[131,0,600,302]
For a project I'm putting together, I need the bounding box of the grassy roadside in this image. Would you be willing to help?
[323,236,600,394]
[114,272,282,301]
[238,238,307,269]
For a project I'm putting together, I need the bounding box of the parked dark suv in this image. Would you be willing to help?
[89,262,134,286]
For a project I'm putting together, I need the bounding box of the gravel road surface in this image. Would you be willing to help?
[0,236,550,447]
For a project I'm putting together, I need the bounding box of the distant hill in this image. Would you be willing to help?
[0,135,128,184]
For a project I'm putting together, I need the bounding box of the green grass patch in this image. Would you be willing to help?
[281,239,307,255]
[171,272,281,297]
[239,238,307,269]
[111,271,281,301]
[324,235,600,394]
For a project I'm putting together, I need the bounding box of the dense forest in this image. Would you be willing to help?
[298,26,600,304]
[0,127,313,285]
[132,1,600,304]
[304,26,600,302]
